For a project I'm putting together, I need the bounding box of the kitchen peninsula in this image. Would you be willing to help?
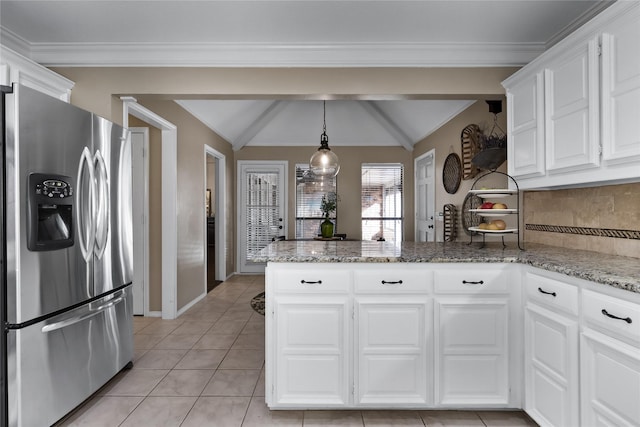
[256,241,640,426]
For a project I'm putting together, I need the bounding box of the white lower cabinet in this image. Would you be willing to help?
[355,296,431,406]
[273,296,350,407]
[524,304,579,427]
[580,329,640,426]
[435,298,510,406]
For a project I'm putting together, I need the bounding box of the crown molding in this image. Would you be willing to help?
[19,41,543,68]
[0,27,32,58]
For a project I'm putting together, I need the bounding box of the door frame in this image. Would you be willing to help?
[122,97,178,320]
[237,160,287,273]
[130,127,149,316]
[204,145,227,290]
[414,149,436,242]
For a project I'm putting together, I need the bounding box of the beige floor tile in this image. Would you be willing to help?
[170,321,215,335]
[253,368,265,397]
[134,349,188,369]
[119,396,196,427]
[242,319,265,335]
[133,333,165,350]
[181,310,225,322]
[136,319,183,335]
[102,369,168,396]
[361,410,425,426]
[418,410,484,426]
[202,369,261,396]
[209,319,249,335]
[219,349,265,369]
[182,396,251,427]
[242,397,303,427]
[150,369,214,397]
[219,310,254,322]
[232,333,265,350]
[193,333,238,349]
[174,349,228,369]
[477,411,538,426]
[57,396,143,427]
[155,334,202,350]
[303,410,365,426]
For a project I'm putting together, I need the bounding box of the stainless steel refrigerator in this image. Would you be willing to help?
[1,83,134,427]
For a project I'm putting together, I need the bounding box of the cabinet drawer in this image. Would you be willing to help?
[354,267,432,293]
[274,268,351,293]
[525,272,579,316]
[582,290,640,344]
[434,268,509,294]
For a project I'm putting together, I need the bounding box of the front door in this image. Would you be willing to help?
[238,161,287,273]
[415,150,435,242]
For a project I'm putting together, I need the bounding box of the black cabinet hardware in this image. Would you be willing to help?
[538,287,557,297]
[462,280,484,285]
[601,309,632,324]
[300,280,322,284]
[381,280,403,285]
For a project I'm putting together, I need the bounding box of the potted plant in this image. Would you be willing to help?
[320,192,339,238]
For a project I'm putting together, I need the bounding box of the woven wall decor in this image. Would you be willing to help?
[461,124,482,180]
[443,153,462,194]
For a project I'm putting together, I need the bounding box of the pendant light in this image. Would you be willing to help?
[309,100,340,178]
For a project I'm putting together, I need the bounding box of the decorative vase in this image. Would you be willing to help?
[320,218,334,238]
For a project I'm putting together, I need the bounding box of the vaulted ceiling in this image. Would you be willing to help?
[0,1,613,149]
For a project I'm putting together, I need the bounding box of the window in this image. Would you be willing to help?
[361,163,403,243]
[295,165,337,239]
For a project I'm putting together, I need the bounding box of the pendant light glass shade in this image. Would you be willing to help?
[310,101,340,178]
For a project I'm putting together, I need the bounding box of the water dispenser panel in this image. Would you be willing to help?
[27,173,74,251]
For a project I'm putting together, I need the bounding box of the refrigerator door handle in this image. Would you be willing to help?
[76,146,96,262]
[41,290,126,333]
[93,150,109,259]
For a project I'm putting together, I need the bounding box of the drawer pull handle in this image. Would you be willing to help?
[462,280,484,285]
[538,287,557,297]
[300,280,322,284]
[381,280,403,285]
[601,309,632,324]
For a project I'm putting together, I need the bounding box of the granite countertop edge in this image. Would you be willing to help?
[255,241,640,294]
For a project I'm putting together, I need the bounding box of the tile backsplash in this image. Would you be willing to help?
[523,183,640,258]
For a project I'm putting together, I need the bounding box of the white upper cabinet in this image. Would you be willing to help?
[0,46,73,102]
[502,2,640,189]
[600,10,640,164]
[506,71,545,179]
[543,37,600,173]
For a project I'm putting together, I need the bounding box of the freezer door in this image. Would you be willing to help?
[5,84,93,323]
[6,287,133,427]
[92,115,133,295]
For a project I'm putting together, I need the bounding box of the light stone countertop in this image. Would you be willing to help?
[255,241,640,294]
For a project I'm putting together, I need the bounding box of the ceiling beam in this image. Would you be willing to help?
[360,101,414,151]
[232,100,287,150]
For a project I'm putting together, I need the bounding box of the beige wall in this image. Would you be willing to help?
[524,183,640,258]
[49,66,516,312]
[139,100,235,309]
[413,99,512,242]
[235,146,414,241]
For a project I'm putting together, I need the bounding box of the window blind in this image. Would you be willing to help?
[245,171,281,259]
[295,165,337,239]
[361,163,403,242]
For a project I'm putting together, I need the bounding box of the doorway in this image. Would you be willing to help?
[415,149,436,242]
[204,145,227,291]
[237,161,287,273]
[130,127,149,315]
[205,148,222,292]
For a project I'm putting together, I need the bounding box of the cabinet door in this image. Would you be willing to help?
[524,304,579,427]
[544,38,600,173]
[581,329,640,427]
[506,71,546,179]
[355,296,431,406]
[435,298,509,406]
[601,8,640,164]
[273,296,350,407]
